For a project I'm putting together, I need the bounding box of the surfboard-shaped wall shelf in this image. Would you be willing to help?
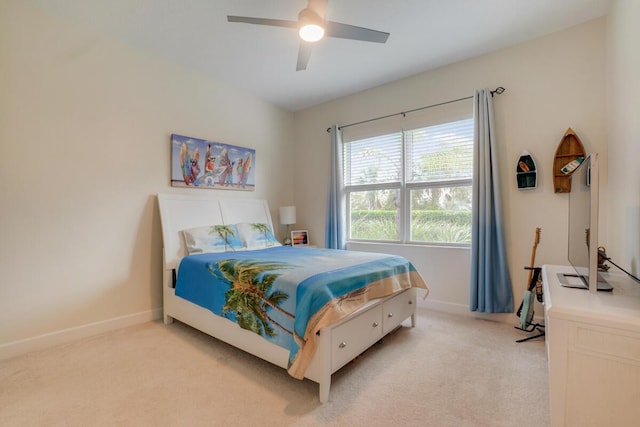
[553,128,586,193]
[516,151,537,190]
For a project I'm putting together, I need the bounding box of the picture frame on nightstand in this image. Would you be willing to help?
[291,230,309,246]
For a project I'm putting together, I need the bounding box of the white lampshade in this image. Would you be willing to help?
[279,206,296,225]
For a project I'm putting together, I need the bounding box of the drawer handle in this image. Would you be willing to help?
[408,300,413,305]
[388,312,393,318]
[339,341,347,349]
[372,322,379,328]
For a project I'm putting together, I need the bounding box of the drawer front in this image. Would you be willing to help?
[571,324,640,364]
[382,289,415,334]
[331,305,383,371]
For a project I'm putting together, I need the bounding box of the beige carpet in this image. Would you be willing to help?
[0,309,549,427]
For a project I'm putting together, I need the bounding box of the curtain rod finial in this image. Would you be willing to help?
[491,87,506,96]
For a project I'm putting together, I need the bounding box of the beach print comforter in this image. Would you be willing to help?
[175,246,428,378]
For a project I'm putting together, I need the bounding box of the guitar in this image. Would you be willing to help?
[517,227,541,330]
[526,227,541,289]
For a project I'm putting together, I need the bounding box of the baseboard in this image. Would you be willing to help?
[0,298,540,362]
[417,298,525,324]
[0,308,163,361]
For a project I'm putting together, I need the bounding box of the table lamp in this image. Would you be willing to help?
[279,206,296,245]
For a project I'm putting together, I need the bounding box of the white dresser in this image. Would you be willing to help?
[542,264,640,426]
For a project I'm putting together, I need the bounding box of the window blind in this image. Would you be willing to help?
[406,118,474,182]
[344,132,402,186]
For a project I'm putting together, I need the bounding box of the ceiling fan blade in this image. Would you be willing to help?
[325,21,389,43]
[227,16,297,29]
[296,43,313,71]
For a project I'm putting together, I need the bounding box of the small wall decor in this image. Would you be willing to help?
[552,128,585,193]
[516,151,537,190]
[291,230,309,246]
[171,133,255,191]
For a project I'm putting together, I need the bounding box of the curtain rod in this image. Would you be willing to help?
[326,86,505,133]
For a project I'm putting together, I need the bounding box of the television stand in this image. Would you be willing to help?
[542,264,640,426]
[556,272,613,291]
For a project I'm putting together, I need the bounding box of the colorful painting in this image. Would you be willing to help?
[291,230,309,246]
[171,134,255,191]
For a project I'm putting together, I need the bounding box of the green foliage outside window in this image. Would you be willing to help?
[350,210,472,243]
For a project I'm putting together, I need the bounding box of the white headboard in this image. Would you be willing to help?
[157,193,274,270]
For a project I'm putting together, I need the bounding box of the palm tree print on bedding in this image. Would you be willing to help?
[209,259,294,338]
[250,223,277,247]
[211,225,241,251]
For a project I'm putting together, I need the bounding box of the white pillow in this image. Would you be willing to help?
[182,224,244,254]
[236,222,282,250]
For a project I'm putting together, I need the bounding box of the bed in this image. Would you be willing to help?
[157,193,428,403]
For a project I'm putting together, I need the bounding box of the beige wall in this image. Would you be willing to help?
[0,2,294,349]
[607,0,640,275]
[4,0,635,354]
[294,18,608,314]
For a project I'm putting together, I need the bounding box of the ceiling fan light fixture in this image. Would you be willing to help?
[298,8,325,42]
[299,24,324,42]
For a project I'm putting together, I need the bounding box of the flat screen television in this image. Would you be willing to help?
[563,153,611,293]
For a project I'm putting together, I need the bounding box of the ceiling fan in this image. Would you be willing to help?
[227,0,390,71]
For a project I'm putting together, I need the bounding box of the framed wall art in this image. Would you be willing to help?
[171,133,255,191]
[291,230,309,246]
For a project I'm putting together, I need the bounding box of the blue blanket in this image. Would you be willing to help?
[175,246,427,377]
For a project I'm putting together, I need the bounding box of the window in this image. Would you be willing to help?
[343,107,473,246]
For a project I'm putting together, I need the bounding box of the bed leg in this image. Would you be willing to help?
[316,326,332,403]
[164,313,174,325]
[319,378,331,404]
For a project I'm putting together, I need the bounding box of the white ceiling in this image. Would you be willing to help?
[30,0,612,112]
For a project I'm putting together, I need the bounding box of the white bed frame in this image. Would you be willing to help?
[157,193,419,403]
